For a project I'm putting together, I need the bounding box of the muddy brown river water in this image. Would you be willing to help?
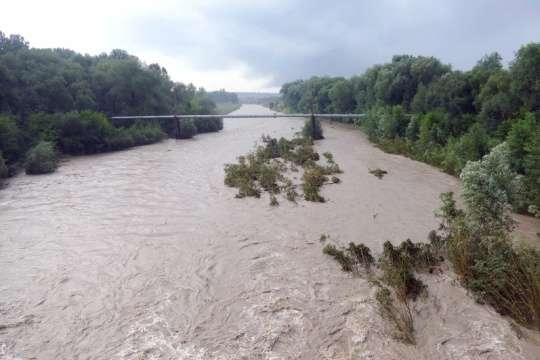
[1,105,539,359]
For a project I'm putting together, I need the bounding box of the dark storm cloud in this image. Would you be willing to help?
[131,0,540,87]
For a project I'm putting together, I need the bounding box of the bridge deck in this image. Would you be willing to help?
[111,113,366,120]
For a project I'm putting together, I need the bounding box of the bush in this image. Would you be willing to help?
[0,114,24,163]
[460,142,520,233]
[105,129,135,151]
[225,135,341,204]
[323,238,439,344]
[126,123,166,145]
[177,119,198,139]
[375,286,415,344]
[302,115,324,140]
[28,112,61,143]
[302,166,327,202]
[323,242,374,273]
[523,129,540,214]
[57,111,113,154]
[24,141,58,175]
[194,117,223,133]
[379,241,427,301]
[437,192,540,328]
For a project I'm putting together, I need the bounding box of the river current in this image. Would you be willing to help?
[1,105,539,359]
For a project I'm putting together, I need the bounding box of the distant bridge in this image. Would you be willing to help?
[111,113,366,120]
[111,113,366,138]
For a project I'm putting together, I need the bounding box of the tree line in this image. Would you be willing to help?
[0,31,223,177]
[280,43,540,215]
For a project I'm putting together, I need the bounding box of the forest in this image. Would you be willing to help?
[280,43,540,216]
[0,31,223,176]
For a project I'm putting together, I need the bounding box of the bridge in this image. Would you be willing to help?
[111,113,366,138]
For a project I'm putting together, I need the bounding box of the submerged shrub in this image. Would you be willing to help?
[25,141,58,175]
[106,129,134,150]
[57,111,113,154]
[375,286,415,344]
[323,239,433,344]
[380,241,427,301]
[323,242,374,273]
[437,191,540,328]
[369,168,388,179]
[177,119,198,139]
[194,117,223,133]
[302,115,324,140]
[302,166,327,202]
[127,123,166,145]
[225,135,342,204]
[283,179,299,202]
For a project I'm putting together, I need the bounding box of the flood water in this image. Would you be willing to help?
[1,104,539,359]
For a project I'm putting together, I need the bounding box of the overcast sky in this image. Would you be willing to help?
[1,0,539,92]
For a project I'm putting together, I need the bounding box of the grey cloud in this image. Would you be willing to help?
[129,0,540,87]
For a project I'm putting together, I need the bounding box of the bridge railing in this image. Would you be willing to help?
[111,113,366,119]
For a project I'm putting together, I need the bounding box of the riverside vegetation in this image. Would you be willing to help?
[224,118,342,204]
[324,141,540,343]
[0,31,229,180]
[280,43,540,217]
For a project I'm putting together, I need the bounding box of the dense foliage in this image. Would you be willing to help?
[280,43,540,214]
[24,141,58,175]
[0,31,220,178]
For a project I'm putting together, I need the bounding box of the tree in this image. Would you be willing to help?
[506,112,538,172]
[329,80,355,113]
[460,142,520,233]
[510,43,540,111]
[477,71,518,133]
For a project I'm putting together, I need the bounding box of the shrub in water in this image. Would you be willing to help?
[323,239,436,344]
[375,286,415,344]
[380,241,427,301]
[57,111,114,154]
[323,242,374,273]
[225,135,342,204]
[369,168,388,179]
[177,119,198,139]
[194,117,223,133]
[302,166,327,202]
[437,191,540,328]
[105,129,135,151]
[25,141,58,175]
[302,115,324,140]
[127,123,166,145]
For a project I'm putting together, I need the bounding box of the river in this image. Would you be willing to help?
[1,105,539,359]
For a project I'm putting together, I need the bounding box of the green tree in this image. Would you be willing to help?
[460,142,520,233]
[511,43,540,111]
